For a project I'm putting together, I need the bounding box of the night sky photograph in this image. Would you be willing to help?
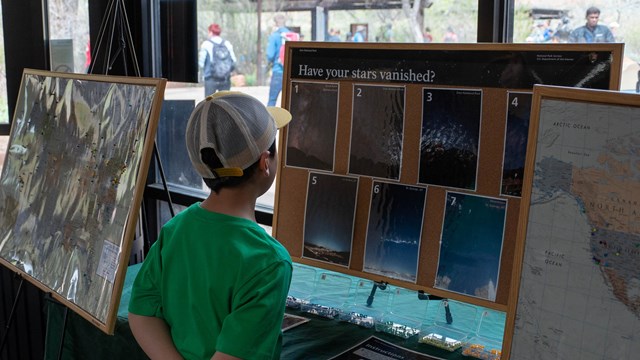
[303,172,359,267]
[363,181,427,283]
[419,88,482,190]
[349,84,405,180]
[286,81,339,171]
[501,91,532,197]
[435,192,507,301]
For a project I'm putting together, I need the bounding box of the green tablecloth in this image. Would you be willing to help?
[45,264,475,360]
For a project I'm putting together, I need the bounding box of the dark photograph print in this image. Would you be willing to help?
[419,88,482,190]
[286,81,340,171]
[349,84,405,180]
[435,192,507,301]
[303,172,359,267]
[501,91,532,197]
[363,181,426,283]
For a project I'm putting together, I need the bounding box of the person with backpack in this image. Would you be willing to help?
[266,14,292,106]
[198,23,237,97]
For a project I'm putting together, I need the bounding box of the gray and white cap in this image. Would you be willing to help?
[185,91,292,179]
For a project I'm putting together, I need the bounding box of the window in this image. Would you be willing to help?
[511,1,640,92]
[0,2,8,125]
[47,0,90,73]
[156,1,480,216]
[0,3,7,175]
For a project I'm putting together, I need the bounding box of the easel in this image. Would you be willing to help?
[0,273,24,356]
[41,0,173,358]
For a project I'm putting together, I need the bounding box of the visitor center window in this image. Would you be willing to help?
[511,0,640,92]
[158,1,480,212]
[47,0,90,74]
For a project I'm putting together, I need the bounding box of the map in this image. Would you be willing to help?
[511,98,640,359]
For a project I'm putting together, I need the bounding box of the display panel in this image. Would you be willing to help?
[274,42,623,311]
[0,69,165,334]
[506,85,640,359]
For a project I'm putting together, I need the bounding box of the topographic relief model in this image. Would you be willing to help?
[511,99,640,360]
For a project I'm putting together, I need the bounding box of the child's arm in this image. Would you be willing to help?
[128,313,184,360]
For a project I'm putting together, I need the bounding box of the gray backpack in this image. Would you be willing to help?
[207,40,234,80]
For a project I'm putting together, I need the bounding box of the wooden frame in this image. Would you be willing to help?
[274,42,622,316]
[504,85,640,359]
[0,69,166,334]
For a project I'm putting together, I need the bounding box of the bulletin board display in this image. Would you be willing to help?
[504,85,640,359]
[273,42,623,310]
[0,69,166,334]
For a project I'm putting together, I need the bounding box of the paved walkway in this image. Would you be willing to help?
[166,84,275,105]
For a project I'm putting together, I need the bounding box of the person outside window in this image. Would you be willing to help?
[327,28,341,42]
[198,23,237,97]
[423,27,433,43]
[128,91,293,360]
[443,27,459,42]
[352,25,366,42]
[266,14,290,106]
[568,7,615,43]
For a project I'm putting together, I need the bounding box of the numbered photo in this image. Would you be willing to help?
[419,88,482,190]
[302,172,359,267]
[501,91,532,197]
[286,81,340,172]
[349,84,405,180]
[435,192,507,301]
[363,181,427,283]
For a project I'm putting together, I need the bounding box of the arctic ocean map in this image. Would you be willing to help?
[511,98,640,359]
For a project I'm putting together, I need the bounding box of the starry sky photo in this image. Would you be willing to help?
[419,88,482,190]
[435,192,507,301]
[363,181,427,283]
[303,172,359,266]
[501,92,532,197]
[286,81,339,171]
[349,84,405,180]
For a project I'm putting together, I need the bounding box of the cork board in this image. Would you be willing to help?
[273,42,622,311]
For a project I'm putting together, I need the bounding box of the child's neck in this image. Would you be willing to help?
[200,188,257,222]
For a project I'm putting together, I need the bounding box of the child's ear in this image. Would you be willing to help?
[260,151,271,174]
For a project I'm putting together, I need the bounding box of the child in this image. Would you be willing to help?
[128,91,293,360]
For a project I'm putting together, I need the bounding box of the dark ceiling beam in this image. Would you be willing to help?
[250,0,405,12]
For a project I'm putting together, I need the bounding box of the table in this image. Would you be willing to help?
[44,264,481,359]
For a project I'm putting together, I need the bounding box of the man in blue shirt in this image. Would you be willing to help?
[266,14,289,106]
[568,7,615,43]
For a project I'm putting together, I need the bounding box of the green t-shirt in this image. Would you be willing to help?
[129,203,292,359]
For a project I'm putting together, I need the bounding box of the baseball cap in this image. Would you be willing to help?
[185,91,292,179]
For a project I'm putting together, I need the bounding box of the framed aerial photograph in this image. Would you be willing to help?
[0,69,166,334]
[435,191,507,301]
[286,81,339,171]
[418,87,482,190]
[500,91,532,197]
[302,172,359,267]
[363,181,426,282]
[348,84,405,180]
